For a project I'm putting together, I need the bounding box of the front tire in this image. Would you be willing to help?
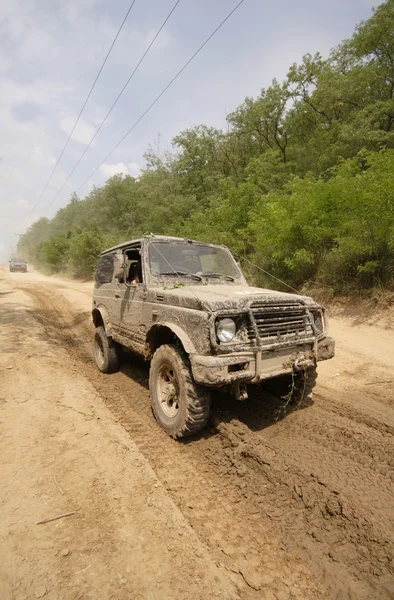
[94,326,120,374]
[149,344,211,439]
[292,366,317,405]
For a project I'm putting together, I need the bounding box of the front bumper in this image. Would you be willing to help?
[190,336,335,387]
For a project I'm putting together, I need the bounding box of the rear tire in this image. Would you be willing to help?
[94,326,120,374]
[149,344,211,439]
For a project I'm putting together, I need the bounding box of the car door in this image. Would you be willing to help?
[116,246,146,346]
[95,253,119,325]
[119,285,146,345]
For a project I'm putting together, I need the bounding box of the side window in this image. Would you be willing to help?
[124,247,143,284]
[96,254,115,284]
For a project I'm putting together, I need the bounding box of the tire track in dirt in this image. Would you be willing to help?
[279,412,394,475]
[18,282,394,600]
[199,399,394,600]
[315,389,394,436]
[19,283,325,600]
[254,398,394,526]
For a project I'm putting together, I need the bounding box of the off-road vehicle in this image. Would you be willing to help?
[92,236,335,438]
[9,257,27,273]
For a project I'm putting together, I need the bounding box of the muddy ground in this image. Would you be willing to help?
[1,267,393,600]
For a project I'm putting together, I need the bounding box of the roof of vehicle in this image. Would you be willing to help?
[100,236,221,256]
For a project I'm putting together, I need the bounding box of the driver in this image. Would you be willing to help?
[128,259,142,284]
[181,251,201,274]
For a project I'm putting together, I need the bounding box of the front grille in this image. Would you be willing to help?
[247,301,313,345]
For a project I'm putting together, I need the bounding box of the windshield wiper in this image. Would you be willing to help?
[160,271,202,281]
[204,272,235,281]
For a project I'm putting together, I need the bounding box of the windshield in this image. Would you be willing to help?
[149,242,241,280]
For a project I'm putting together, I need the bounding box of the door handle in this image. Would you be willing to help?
[115,292,120,298]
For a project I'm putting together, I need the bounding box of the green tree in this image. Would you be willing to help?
[39,234,70,272]
[18,1,394,294]
[68,227,105,278]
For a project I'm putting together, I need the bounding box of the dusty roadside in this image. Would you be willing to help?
[0,268,239,600]
[2,266,394,600]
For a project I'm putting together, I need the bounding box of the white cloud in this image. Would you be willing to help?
[0,0,382,263]
[99,162,129,178]
[128,162,142,177]
[34,146,56,167]
[61,0,97,28]
[1,166,23,181]
[0,56,12,73]
[17,28,54,62]
[144,27,175,51]
[0,2,124,260]
[59,116,96,145]
[99,161,141,179]
[1,78,71,108]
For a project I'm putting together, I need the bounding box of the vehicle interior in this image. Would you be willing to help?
[124,246,143,284]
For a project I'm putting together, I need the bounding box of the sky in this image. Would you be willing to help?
[0,0,382,260]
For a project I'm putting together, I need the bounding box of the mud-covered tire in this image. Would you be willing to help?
[94,326,120,374]
[149,344,211,439]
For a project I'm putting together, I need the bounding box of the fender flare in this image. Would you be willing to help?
[92,305,112,336]
[147,322,197,356]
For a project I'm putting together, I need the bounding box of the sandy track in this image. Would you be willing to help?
[3,268,394,600]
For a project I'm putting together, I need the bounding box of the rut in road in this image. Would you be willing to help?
[20,282,394,600]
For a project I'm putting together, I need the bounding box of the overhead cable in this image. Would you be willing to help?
[73,0,246,195]
[30,0,137,216]
[46,0,182,211]
[235,254,301,294]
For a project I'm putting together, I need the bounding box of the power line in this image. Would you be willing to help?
[235,254,301,295]
[70,0,246,197]
[46,0,182,212]
[30,0,137,216]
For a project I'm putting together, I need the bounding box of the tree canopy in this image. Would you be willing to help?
[19,1,394,292]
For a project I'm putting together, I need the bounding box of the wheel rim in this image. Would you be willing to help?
[95,334,105,368]
[157,363,180,418]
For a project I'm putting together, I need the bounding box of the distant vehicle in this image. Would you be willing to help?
[9,257,27,273]
[92,236,335,439]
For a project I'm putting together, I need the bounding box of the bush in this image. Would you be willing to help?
[68,228,104,278]
[39,235,70,272]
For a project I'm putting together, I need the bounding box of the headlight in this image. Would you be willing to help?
[311,310,323,335]
[216,318,236,342]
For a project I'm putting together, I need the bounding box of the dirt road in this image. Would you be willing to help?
[1,268,393,600]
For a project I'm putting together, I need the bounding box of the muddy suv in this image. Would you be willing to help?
[9,257,27,273]
[92,236,335,438]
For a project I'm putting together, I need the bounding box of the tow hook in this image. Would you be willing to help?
[293,357,314,372]
[232,382,248,401]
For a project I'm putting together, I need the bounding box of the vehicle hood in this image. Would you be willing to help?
[153,284,318,312]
